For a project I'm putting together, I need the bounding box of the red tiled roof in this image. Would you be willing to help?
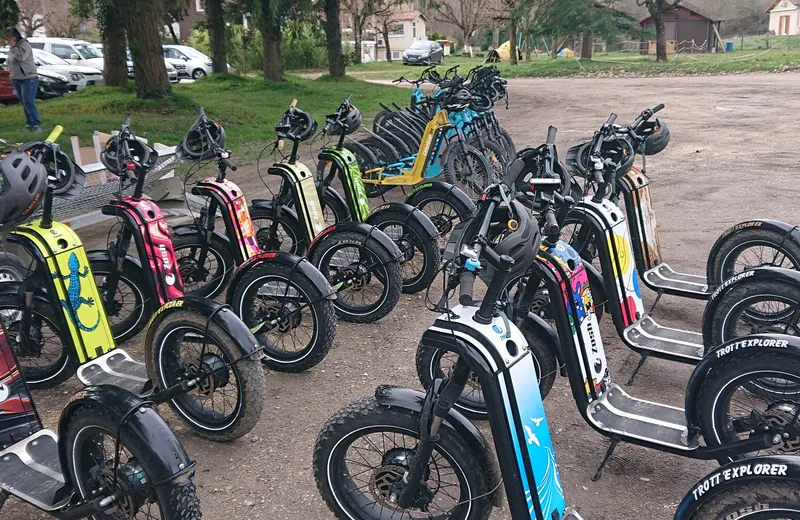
[392,10,424,21]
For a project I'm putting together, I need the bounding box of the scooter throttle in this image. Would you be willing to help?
[652,103,665,114]
[543,209,560,237]
[459,270,476,306]
[554,193,574,226]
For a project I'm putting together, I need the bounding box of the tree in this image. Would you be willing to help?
[72,0,128,86]
[421,0,487,45]
[0,0,20,29]
[341,0,382,65]
[323,0,345,76]
[17,0,47,37]
[260,0,283,81]
[370,0,402,62]
[126,0,172,97]
[206,0,229,73]
[636,0,680,62]
[163,0,189,44]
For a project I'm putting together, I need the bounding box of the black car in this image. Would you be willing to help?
[403,40,444,66]
[36,70,71,99]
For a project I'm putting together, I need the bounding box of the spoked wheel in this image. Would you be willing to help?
[0,251,26,282]
[698,351,800,463]
[148,310,265,441]
[313,396,493,520]
[712,229,800,286]
[310,231,402,323]
[0,295,72,389]
[231,262,336,372]
[408,191,475,253]
[251,206,306,255]
[444,145,491,200]
[65,404,201,519]
[92,260,152,343]
[172,232,235,299]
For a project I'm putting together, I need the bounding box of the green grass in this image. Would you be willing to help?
[0,74,410,162]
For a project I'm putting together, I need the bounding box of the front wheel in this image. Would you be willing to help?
[147,309,266,441]
[310,230,402,323]
[697,350,800,464]
[172,231,236,299]
[407,186,475,251]
[313,395,493,520]
[685,481,800,520]
[444,144,491,200]
[711,228,800,286]
[64,404,201,519]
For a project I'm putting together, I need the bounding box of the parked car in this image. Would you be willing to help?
[0,52,70,99]
[162,45,213,79]
[26,49,102,90]
[90,44,180,83]
[402,40,444,65]
[28,37,105,71]
[0,65,15,103]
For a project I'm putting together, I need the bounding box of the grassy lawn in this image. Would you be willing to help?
[0,74,409,162]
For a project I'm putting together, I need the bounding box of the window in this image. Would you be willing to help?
[780,15,791,35]
[74,43,102,59]
[388,24,404,36]
[51,44,75,59]
[391,50,401,60]
[196,0,204,12]
[412,21,416,38]
[30,42,44,49]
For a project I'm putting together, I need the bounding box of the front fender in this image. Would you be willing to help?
[171,223,231,246]
[146,296,262,358]
[405,181,476,216]
[0,280,50,304]
[685,333,800,428]
[702,267,800,345]
[374,385,503,507]
[366,202,440,242]
[706,220,800,284]
[308,221,403,261]
[673,455,800,520]
[520,311,563,368]
[58,385,194,488]
[226,251,336,305]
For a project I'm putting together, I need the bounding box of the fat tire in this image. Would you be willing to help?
[415,328,557,420]
[710,228,800,286]
[313,395,493,520]
[499,128,516,158]
[171,231,236,299]
[147,309,266,441]
[310,230,402,323]
[63,404,202,520]
[231,262,336,372]
[91,259,153,343]
[0,251,26,282]
[368,209,441,294]
[467,136,508,183]
[250,205,307,255]
[444,144,492,199]
[685,481,800,520]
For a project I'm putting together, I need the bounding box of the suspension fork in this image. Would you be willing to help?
[19,274,43,355]
[192,199,218,270]
[103,224,134,310]
[396,355,472,509]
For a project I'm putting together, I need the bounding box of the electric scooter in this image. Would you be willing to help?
[312,145,800,520]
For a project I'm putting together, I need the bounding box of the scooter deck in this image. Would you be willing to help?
[0,430,70,511]
[587,384,699,451]
[623,315,704,362]
[642,263,712,299]
[76,350,150,396]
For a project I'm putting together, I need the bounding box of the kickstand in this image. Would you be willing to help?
[591,437,620,482]
[626,353,648,386]
[648,292,663,314]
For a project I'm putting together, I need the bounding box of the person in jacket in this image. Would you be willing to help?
[3,27,41,132]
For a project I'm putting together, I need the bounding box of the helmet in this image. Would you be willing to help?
[326,105,362,136]
[178,120,226,162]
[18,141,85,198]
[276,107,318,142]
[637,118,670,155]
[0,151,47,226]
[443,89,472,112]
[469,93,493,112]
[565,137,635,180]
[101,136,154,175]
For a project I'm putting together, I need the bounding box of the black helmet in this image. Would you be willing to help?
[637,119,670,155]
[565,137,635,180]
[481,201,540,282]
[469,93,493,112]
[443,88,472,112]
[101,135,154,176]
[0,151,47,226]
[18,141,86,198]
[276,106,318,142]
[178,119,227,162]
[326,105,362,136]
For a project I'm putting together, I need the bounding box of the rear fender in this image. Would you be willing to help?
[171,223,231,246]
[685,333,800,429]
[226,251,336,304]
[673,455,800,520]
[308,221,403,262]
[58,385,195,488]
[374,385,503,507]
[702,267,800,345]
[706,220,800,284]
[366,202,439,242]
[405,181,476,216]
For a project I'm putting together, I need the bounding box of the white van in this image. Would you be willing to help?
[28,37,105,71]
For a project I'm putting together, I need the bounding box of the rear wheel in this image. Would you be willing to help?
[444,144,491,200]
[313,395,493,520]
[468,137,507,183]
[711,228,800,286]
[147,309,266,441]
[64,404,201,520]
[172,231,236,299]
[407,188,475,252]
[0,252,26,282]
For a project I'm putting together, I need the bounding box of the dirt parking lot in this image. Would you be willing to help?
[6,72,800,520]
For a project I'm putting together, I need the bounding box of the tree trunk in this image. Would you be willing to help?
[581,32,593,60]
[524,33,531,62]
[654,11,667,62]
[206,0,228,74]
[491,24,499,49]
[167,21,180,45]
[508,18,517,65]
[125,0,171,98]
[382,22,392,61]
[102,6,129,87]
[354,24,363,65]
[324,0,345,77]
[261,0,283,81]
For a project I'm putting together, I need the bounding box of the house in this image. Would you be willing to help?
[639,1,722,54]
[176,0,206,42]
[767,0,800,35]
[376,10,427,61]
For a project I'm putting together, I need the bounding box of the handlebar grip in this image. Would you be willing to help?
[652,103,665,113]
[593,168,604,185]
[223,157,237,171]
[459,270,476,306]
[277,139,285,151]
[199,106,206,116]
[45,125,63,143]
[546,126,557,146]
[122,117,131,127]
[543,210,559,236]
[605,113,617,126]
[290,99,298,108]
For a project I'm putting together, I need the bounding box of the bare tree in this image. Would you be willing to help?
[370,0,403,62]
[636,0,681,62]
[421,0,486,45]
[17,0,47,37]
[47,10,82,37]
[341,0,381,64]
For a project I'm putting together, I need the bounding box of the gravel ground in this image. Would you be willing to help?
[5,71,800,520]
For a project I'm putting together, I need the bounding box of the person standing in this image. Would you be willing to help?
[4,27,41,132]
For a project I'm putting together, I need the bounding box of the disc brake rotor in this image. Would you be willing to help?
[265,301,302,333]
[763,404,800,451]
[178,256,208,283]
[430,214,453,236]
[186,353,230,396]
